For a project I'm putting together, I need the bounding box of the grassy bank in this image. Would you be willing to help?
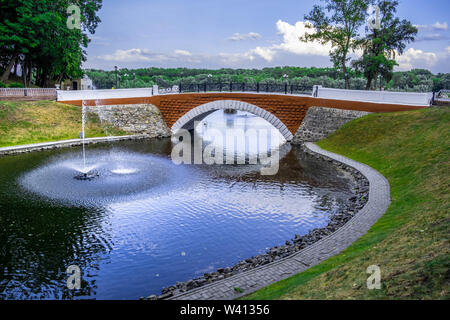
[0,100,125,148]
[244,107,449,300]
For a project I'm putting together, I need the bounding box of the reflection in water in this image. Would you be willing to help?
[196,110,285,162]
[0,110,354,299]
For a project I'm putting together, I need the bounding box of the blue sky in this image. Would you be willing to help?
[85,0,450,73]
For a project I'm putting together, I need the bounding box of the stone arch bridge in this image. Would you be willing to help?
[65,92,426,142]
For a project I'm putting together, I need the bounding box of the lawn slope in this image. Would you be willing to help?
[0,100,125,148]
[244,107,449,300]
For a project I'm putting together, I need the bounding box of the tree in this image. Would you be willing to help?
[353,0,417,90]
[0,0,102,86]
[0,0,39,82]
[301,0,369,89]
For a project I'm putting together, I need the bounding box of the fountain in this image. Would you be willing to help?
[73,100,100,181]
[3,106,356,300]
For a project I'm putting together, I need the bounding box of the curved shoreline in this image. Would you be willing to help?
[0,137,390,300]
[0,135,150,156]
[156,142,390,300]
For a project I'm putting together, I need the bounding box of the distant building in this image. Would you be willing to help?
[60,75,93,90]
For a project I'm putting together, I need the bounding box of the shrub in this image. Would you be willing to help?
[0,82,7,88]
[7,82,25,88]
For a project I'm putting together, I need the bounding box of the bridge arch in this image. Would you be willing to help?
[171,100,294,141]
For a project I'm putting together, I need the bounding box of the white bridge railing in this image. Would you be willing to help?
[56,86,158,101]
[0,87,57,98]
[313,86,432,106]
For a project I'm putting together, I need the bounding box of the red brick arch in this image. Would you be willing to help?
[171,99,294,140]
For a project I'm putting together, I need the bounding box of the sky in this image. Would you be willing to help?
[84,0,450,73]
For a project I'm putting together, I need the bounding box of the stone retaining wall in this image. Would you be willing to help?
[86,104,171,138]
[292,106,370,144]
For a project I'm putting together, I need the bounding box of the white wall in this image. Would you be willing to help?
[315,86,432,106]
[57,87,154,101]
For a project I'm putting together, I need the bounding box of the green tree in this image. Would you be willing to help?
[0,0,102,86]
[353,0,417,90]
[301,0,369,89]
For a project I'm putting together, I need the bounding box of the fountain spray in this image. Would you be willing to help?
[81,100,87,172]
[74,101,99,181]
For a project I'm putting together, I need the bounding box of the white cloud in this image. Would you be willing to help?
[395,48,438,70]
[415,21,448,31]
[100,48,152,62]
[174,49,192,56]
[217,52,255,64]
[432,21,448,30]
[95,20,335,68]
[251,46,276,62]
[98,48,192,63]
[249,20,331,62]
[91,20,449,72]
[97,48,254,68]
[273,20,331,56]
[415,21,449,42]
[417,33,448,41]
[228,32,261,41]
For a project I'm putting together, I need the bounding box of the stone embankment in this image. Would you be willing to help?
[86,104,171,138]
[292,106,370,143]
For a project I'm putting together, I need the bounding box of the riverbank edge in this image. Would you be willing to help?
[149,142,389,301]
[0,134,154,156]
[0,137,389,301]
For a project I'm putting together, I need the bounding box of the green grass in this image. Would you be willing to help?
[0,100,126,147]
[244,107,449,300]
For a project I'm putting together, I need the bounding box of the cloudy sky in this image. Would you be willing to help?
[84,0,450,73]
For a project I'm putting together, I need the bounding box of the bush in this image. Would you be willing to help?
[0,82,7,88]
[7,82,25,88]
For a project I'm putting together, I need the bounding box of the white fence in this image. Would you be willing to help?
[56,85,183,101]
[57,87,155,101]
[0,88,57,98]
[314,86,433,106]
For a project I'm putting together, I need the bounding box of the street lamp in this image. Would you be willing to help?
[114,66,118,89]
[283,74,289,94]
[379,64,383,91]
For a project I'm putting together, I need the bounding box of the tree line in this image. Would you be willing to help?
[0,0,102,87]
[85,67,450,93]
[2,0,449,93]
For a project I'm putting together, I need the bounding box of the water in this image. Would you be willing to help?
[0,111,355,300]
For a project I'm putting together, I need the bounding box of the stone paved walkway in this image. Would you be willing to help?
[169,142,391,300]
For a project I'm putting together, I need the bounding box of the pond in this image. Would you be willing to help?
[0,110,354,299]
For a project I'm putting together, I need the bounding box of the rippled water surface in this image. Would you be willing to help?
[0,111,354,299]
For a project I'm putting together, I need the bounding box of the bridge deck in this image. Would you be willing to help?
[61,92,427,136]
